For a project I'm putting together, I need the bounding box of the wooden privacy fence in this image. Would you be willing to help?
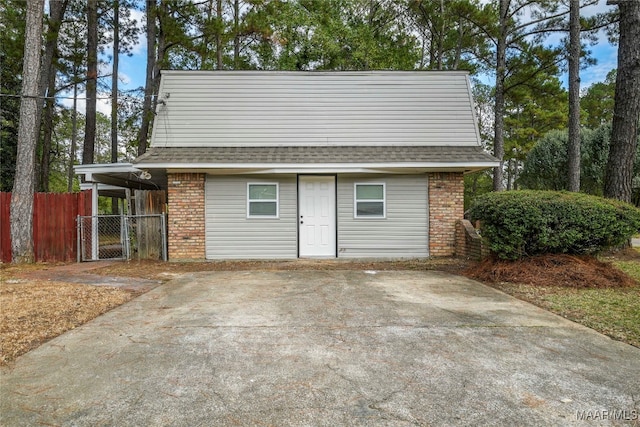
[0,191,92,263]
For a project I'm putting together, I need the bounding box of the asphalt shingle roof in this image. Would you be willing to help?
[134,146,498,165]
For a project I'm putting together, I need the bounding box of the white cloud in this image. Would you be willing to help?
[98,7,147,90]
[95,62,133,91]
[98,61,112,76]
[119,72,131,85]
[97,97,112,116]
[581,46,617,88]
[59,91,112,117]
[129,9,146,55]
[101,7,146,58]
[581,0,615,17]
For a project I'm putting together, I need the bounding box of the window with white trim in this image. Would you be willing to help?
[354,183,385,218]
[247,183,279,218]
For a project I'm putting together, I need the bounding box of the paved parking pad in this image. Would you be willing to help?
[1,270,639,426]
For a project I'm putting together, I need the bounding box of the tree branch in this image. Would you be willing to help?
[503,57,564,93]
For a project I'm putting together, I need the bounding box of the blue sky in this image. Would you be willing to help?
[547,0,619,88]
[576,41,618,86]
[61,0,619,116]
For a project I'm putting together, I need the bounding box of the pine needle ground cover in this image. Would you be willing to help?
[0,265,133,365]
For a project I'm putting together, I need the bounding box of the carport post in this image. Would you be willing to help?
[161,213,167,261]
[76,216,81,263]
[91,182,99,261]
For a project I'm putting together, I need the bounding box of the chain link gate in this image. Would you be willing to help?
[77,214,167,262]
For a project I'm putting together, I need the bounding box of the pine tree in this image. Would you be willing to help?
[10,0,45,263]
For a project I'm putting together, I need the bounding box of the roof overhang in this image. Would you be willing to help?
[134,146,500,175]
[74,163,168,193]
[154,162,498,175]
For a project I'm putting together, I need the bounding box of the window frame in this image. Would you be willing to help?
[354,182,386,219]
[246,182,279,219]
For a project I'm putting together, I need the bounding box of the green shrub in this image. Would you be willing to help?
[468,191,640,260]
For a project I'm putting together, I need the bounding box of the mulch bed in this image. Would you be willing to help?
[464,253,638,288]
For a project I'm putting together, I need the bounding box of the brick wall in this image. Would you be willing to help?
[428,172,464,257]
[168,173,205,260]
[456,219,483,260]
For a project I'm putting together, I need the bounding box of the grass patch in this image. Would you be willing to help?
[490,282,640,348]
[544,288,640,347]
[487,282,640,348]
[470,251,640,348]
[613,259,640,280]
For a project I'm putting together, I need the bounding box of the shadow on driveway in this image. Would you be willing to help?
[1,270,639,426]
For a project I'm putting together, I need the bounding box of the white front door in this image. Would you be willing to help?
[298,176,336,258]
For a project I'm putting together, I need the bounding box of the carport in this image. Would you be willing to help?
[73,163,168,261]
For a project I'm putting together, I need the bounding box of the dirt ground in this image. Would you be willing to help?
[94,257,472,279]
[0,275,133,365]
[1,252,637,365]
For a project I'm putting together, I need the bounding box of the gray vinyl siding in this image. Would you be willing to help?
[205,175,297,259]
[337,174,429,258]
[151,71,481,148]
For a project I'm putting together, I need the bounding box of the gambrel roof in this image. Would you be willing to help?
[138,70,498,172]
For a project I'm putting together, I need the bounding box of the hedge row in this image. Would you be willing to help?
[468,191,640,260]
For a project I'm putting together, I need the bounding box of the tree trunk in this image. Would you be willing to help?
[453,19,463,70]
[11,0,45,263]
[493,0,508,191]
[67,76,79,193]
[155,2,166,106]
[604,0,640,203]
[82,0,98,165]
[137,0,156,156]
[37,0,67,191]
[216,0,223,70]
[111,0,119,165]
[111,0,120,213]
[429,34,436,69]
[567,0,581,192]
[233,0,239,69]
[37,0,67,104]
[419,29,427,69]
[437,0,444,70]
[39,68,56,192]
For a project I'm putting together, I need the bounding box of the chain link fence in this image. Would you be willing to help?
[77,214,167,262]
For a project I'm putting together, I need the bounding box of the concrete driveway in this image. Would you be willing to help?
[1,270,639,426]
